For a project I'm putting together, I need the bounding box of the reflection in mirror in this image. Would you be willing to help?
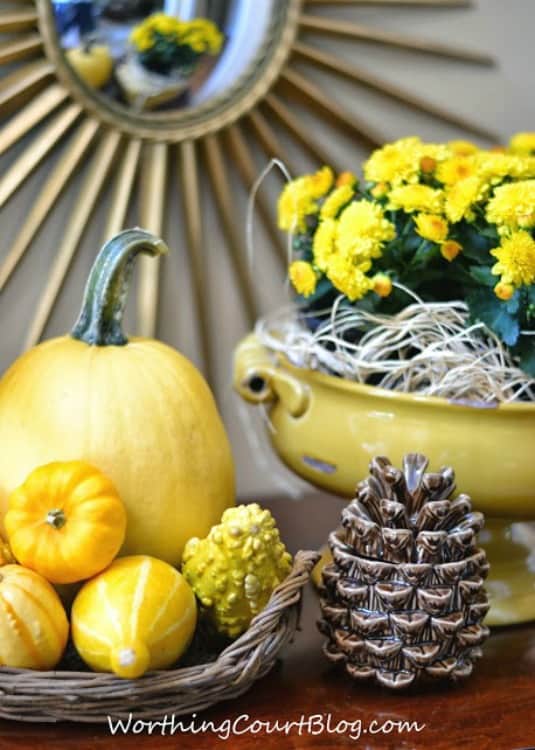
[52,0,274,113]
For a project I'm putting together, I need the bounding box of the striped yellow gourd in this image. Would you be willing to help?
[0,565,69,669]
[71,555,197,679]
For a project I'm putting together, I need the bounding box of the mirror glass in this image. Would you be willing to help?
[52,0,276,113]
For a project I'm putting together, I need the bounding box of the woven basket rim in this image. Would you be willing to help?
[0,549,319,723]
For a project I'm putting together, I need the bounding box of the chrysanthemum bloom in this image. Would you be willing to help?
[490,230,535,288]
[494,281,515,301]
[320,185,354,220]
[277,166,334,232]
[444,176,484,222]
[289,260,317,297]
[448,140,478,156]
[388,184,444,214]
[436,156,477,186]
[325,254,374,301]
[414,213,449,243]
[509,132,535,156]
[373,273,393,298]
[313,218,337,271]
[486,180,535,231]
[337,200,395,252]
[363,137,424,186]
[440,240,463,262]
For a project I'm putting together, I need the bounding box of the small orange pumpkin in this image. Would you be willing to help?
[0,565,69,669]
[5,461,127,584]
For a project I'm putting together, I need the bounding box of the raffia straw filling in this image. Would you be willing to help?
[256,296,535,404]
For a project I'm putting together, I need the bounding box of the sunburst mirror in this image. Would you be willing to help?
[0,0,495,385]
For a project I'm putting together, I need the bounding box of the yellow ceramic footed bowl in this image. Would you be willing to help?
[233,334,535,626]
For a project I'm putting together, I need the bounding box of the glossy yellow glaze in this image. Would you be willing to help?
[234,334,535,625]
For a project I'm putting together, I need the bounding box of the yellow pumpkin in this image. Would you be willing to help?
[72,555,197,679]
[0,565,69,669]
[66,43,113,89]
[5,461,127,584]
[0,229,235,566]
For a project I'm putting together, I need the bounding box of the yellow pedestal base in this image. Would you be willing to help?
[313,518,535,627]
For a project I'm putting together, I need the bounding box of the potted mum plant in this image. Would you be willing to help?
[116,13,223,109]
[233,133,535,627]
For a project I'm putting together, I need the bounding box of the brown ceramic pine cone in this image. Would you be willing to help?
[318,453,490,689]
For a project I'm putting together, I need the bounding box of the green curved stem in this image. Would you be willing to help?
[71,228,169,346]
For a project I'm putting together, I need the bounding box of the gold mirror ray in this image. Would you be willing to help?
[0,0,497,385]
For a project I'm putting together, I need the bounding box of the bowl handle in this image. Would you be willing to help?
[233,334,310,418]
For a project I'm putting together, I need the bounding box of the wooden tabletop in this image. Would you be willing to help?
[0,493,534,750]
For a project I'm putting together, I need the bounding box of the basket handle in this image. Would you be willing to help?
[233,334,310,418]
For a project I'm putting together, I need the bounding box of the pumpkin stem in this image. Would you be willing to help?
[71,228,169,346]
[46,509,66,529]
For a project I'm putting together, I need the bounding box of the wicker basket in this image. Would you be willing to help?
[0,550,319,723]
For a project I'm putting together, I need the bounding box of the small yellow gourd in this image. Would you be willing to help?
[72,555,197,679]
[0,565,69,669]
[5,461,127,584]
[182,504,292,638]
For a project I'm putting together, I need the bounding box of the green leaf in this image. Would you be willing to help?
[478,226,500,240]
[467,289,520,346]
[505,291,521,315]
[410,241,439,268]
[469,265,495,287]
[461,225,495,264]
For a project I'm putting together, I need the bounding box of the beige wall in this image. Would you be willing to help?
[0,0,534,501]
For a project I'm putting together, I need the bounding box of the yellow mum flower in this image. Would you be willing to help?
[414,213,449,243]
[336,171,357,187]
[372,273,393,298]
[444,176,484,222]
[509,132,535,156]
[363,137,423,186]
[312,218,337,271]
[477,152,527,183]
[289,261,317,297]
[308,166,334,198]
[337,200,396,257]
[278,182,316,232]
[325,255,374,301]
[130,28,153,51]
[278,167,332,232]
[320,185,354,220]
[490,230,535,287]
[494,281,515,301]
[486,180,535,231]
[448,140,479,156]
[388,184,444,214]
[441,240,463,262]
[155,16,180,34]
[182,18,223,54]
[420,156,437,174]
[436,156,477,186]
[370,182,389,198]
